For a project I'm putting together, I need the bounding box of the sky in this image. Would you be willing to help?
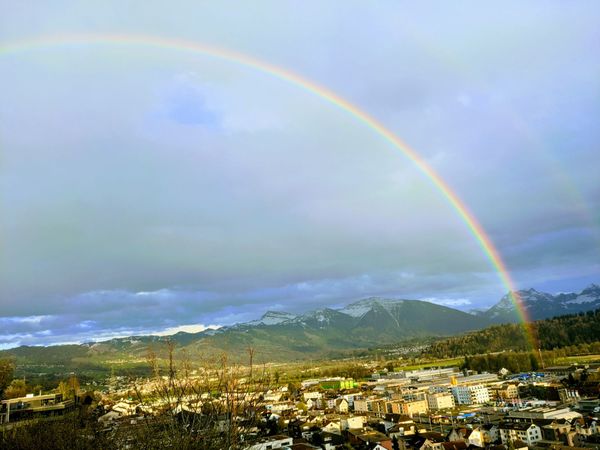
[1,1,599,348]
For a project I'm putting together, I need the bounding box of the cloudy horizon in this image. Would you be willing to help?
[1,1,599,348]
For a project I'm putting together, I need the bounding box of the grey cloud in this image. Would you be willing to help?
[0,1,599,346]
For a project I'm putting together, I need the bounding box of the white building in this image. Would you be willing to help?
[451,385,490,405]
[342,416,366,430]
[303,392,323,401]
[499,422,542,446]
[427,392,455,410]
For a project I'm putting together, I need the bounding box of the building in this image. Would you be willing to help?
[467,425,498,447]
[427,393,455,410]
[401,399,429,417]
[451,385,490,405]
[341,416,365,430]
[354,398,369,413]
[246,434,293,449]
[489,384,518,401]
[508,406,582,421]
[0,393,74,424]
[335,398,349,414]
[498,422,542,446]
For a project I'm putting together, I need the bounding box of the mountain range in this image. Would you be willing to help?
[1,284,599,366]
[478,283,600,323]
[145,298,489,361]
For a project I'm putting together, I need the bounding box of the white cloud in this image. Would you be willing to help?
[422,298,472,308]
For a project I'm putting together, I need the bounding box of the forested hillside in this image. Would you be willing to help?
[426,309,600,358]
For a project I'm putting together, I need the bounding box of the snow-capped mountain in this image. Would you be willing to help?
[338,297,406,317]
[285,308,357,330]
[76,283,599,359]
[246,310,297,326]
[233,297,486,341]
[481,284,600,322]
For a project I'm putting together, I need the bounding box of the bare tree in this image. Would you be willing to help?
[125,343,271,449]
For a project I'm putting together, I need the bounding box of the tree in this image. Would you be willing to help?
[287,381,301,399]
[126,344,272,449]
[58,376,80,400]
[312,432,324,446]
[393,435,401,450]
[0,358,14,399]
[296,401,308,413]
[5,379,28,399]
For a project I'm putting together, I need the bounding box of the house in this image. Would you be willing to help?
[404,432,446,450]
[322,420,342,435]
[335,398,349,414]
[384,414,416,438]
[347,429,393,450]
[540,420,571,442]
[342,415,365,430]
[572,417,598,443]
[446,428,472,442]
[467,425,498,447]
[499,421,543,446]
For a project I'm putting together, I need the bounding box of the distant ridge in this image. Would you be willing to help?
[479,284,600,323]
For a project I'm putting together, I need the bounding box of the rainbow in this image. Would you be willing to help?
[0,33,537,348]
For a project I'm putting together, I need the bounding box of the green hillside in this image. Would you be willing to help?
[425,309,600,358]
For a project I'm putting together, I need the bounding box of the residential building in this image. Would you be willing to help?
[335,398,349,414]
[489,384,518,401]
[467,425,498,447]
[401,399,428,417]
[0,393,74,424]
[354,398,369,413]
[498,422,542,446]
[451,385,490,405]
[427,393,455,410]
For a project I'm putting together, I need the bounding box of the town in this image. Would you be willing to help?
[2,355,599,450]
